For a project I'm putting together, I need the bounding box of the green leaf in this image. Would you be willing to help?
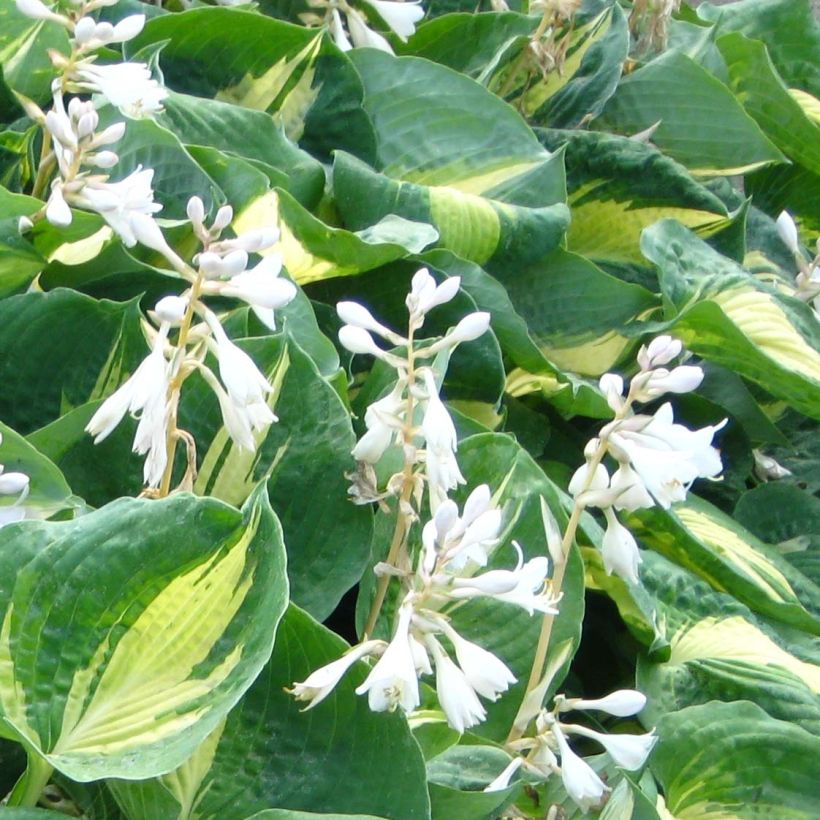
[490,4,629,129]
[0,486,288,781]
[108,605,430,820]
[641,220,820,419]
[0,290,146,434]
[492,247,657,376]
[597,50,786,174]
[717,33,820,176]
[0,420,77,519]
[697,0,820,97]
[131,9,376,162]
[537,128,728,266]
[627,496,820,634]
[331,50,569,266]
[157,91,325,209]
[235,189,438,286]
[652,701,820,818]
[734,483,820,549]
[183,333,372,620]
[636,551,820,734]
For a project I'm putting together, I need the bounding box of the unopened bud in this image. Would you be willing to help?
[776,210,800,255]
[154,295,188,324]
[0,472,30,496]
[637,335,682,370]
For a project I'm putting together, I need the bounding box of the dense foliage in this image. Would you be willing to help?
[0,0,817,817]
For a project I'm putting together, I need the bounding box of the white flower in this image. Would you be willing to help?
[599,372,624,413]
[206,314,275,433]
[15,0,66,24]
[197,249,249,279]
[153,295,188,325]
[609,461,654,511]
[338,325,396,364]
[290,640,384,710]
[0,472,30,496]
[427,312,491,354]
[568,462,609,497]
[74,61,167,118]
[609,403,725,509]
[601,508,641,584]
[406,268,460,318]
[429,640,486,733]
[355,605,420,713]
[637,335,682,370]
[346,8,394,52]
[362,0,424,40]
[73,14,145,48]
[77,167,162,247]
[553,723,609,813]
[337,300,400,341]
[86,326,170,445]
[46,184,72,227]
[560,689,647,717]
[753,449,792,481]
[216,255,297,330]
[633,365,704,401]
[421,369,464,505]
[443,625,516,701]
[567,724,657,770]
[352,381,405,463]
[776,210,800,255]
[484,757,524,793]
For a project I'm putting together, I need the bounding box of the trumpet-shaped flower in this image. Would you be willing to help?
[429,639,486,732]
[362,0,424,40]
[218,255,297,330]
[74,61,167,118]
[443,625,516,701]
[559,689,647,717]
[352,382,405,464]
[552,723,609,813]
[421,369,464,505]
[566,724,657,770]
[355,605,419,713]
[601,508,642,584]
[290,640,385,710]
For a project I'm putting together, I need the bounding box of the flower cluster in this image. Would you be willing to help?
[0,434,31,528]
[291,485,558,731]
[302,0,424,54]
[569,336,725,583]
[86,197,296,489]
[486,689,656,813]
[16,0,166,118]
[339,267,490,510]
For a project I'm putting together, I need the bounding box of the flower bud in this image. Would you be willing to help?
[637,335,682,370]
[88,150,119,168]
[338,325,389,360]
[212,204,233,232]
[46,186,72,227]
[111,13,146,42]
[186,195,205,225]
[73,16,97,45]
[93,122,126,146]
[0,472,30,496]
[154,295,188,324]
[17,216,33,234]
[776,210,800,255]
[561,689,647,717]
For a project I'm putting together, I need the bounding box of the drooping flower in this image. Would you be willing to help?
[483,757,524,793]
[216,255,297,330]
[601,507,642,584]
[355,604,420,713]
[442,624,516,701]
[352,381,406,464]
[361,0,424,40]
[565,724,657,770]
[552,722,609,812]
[289,640,385,710]
[421,369,464,507]
[428,638,486,733]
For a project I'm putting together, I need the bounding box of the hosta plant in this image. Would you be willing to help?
[0,0,817,817]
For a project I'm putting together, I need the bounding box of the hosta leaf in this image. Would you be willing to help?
[333,50,569,266]
[493,247,657,376]
[397,12,535,77]
[718,33,820,176]
[537,129,728,266]
[130,9,376,162]
[108,605,430,820]
[157,92,325,209]
[627,496,820,634]
[235,189,438,286]
[0,485,288,781]
[182,333,372,621]
[697,0,820,97]
[489,4,629,128]
[747,162,820,234]
[641,219,820,419]
[734,483,820,550]
[0,420,77,520]
[652,700,820,819]
[333,151,568,268]
[0,290,145,434]
[597,50,785,174]
[636,552,820,733]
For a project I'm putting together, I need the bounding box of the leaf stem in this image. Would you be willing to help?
[6,753,53,807]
